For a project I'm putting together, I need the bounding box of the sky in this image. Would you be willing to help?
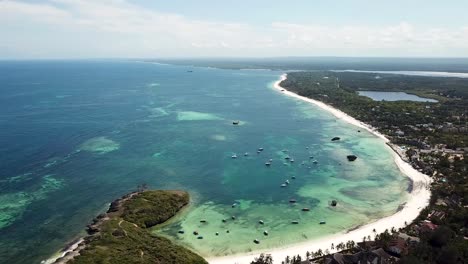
[1,0,468,59]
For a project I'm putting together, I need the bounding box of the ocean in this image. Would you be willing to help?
[0,60,408,263]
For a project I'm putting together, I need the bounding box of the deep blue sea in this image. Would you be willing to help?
[0,61,408,263]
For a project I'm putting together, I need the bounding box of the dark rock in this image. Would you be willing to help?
[112,229,126,237]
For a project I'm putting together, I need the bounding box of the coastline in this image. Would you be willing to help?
[207,74,432,264]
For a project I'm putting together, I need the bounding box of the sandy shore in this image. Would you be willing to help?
[208,74,432,264]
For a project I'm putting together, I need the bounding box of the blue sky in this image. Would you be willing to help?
[1,0,468,58]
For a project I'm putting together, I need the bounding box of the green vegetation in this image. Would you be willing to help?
[121,190,189,228]
[69,190,207,264]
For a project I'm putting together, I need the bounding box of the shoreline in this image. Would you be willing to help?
[207,74,432,264]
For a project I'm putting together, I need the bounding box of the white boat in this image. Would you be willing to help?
[232,154,238,159]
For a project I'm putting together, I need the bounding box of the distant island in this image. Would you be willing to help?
[53,190,207,264]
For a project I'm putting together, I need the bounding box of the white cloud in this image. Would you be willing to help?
[1,0,468,58]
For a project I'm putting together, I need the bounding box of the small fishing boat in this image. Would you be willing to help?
[280,183,287,188]
[285,180,290,185]
[269,158,273,162]
[226,230,230,233]
[215,232,219,236]
[231,154,237,159]
[222,219,227,223]
[320,221,326,225]
[231,216,236,220]
[285,156,290,160]
[200,220,207,223]
[232,203,237,208]
[291,176,296,179]
[178,230,185,234]
[263,230,269,236]
[290,159,295,163]
[281,149,288,153]
[312,160,318,164]
[253,239,260,244]
[258,147,264,151]
[289,199,297,203]
[291,221,299,224]
[265,162,271,166]
[258,220,264,225]
[244,152,249,156]
[302,208,310,211]
[232,120,240,125]
[197,236,204,239]
[193,231,199,235]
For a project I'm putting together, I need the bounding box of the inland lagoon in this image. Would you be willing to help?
[0,61,410,263]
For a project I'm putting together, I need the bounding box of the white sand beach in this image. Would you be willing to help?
[208,74,432,264]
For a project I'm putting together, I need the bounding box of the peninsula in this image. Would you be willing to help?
[52,190,207,264]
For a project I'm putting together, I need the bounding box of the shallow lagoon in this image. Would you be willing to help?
[0,61,409,263]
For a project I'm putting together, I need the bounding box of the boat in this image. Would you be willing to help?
[257,151,261,154]
[178,230,185,234]
[320,221,326,225]
[302,208,310,211]
[291,221,299,224]
[289,199,297,203]
[263,230,269,236]
[265,162,271,166]
[280,183,287,188]
[222,219,227,223]
[290,159,295,163]
[253,239,260,244]
[285,180,290,185]
[226,230,230,233]
[285,156,290,160]
[200,220,207,223]
[197,236,203,239]
[232,120,240,125]
[244,152,249,156]
[312,160,318,164]
[258,220,264,225]
[215,232,219,236]
[232,203,237,208]
[269,158,273,162]
[231,216,236,220]
[281,149,288,153]
[193,231,199,235]
[291,176,296,179]
[258,147,264,151]
[231,154,237,159]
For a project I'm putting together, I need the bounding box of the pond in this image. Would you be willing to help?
[358,91,438,102]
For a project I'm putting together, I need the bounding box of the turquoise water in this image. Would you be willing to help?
[0,61,409,263]
[358,91,438,102]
